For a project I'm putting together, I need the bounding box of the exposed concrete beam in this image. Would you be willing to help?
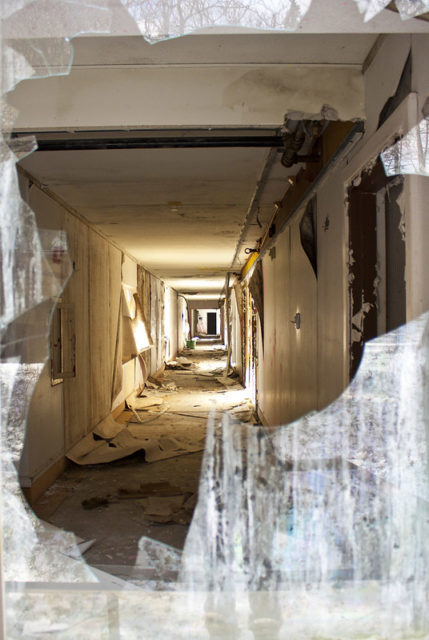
[8,65,364,131]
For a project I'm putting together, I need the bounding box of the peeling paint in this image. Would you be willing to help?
[348,248,356,266]
[351,300,373,342]
[388,180,407,241]
[373,273,382,307]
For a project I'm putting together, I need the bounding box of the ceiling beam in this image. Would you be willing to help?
[23,135,285,152]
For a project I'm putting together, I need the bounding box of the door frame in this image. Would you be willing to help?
[341,92,419,382]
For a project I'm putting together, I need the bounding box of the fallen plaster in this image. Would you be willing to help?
[30,344,256,595]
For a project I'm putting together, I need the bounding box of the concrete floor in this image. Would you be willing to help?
[32,339,257,585]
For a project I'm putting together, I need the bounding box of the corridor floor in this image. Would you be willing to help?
[32,339,257,585]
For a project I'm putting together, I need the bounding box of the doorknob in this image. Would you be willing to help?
[291,312,301,329]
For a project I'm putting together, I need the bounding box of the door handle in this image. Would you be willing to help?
[291,312,301,330]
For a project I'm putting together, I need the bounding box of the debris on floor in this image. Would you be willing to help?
[139,494,192,525]
[135,536,182,575]
[41,338,258,582]
[66,423,206,466]
[82,496,110,510]
[93,414,124,439]
[127,395,163,410]
[147,373,165,387]
[216,375,241,388]
[117,481,185,499]
[163,380,177,391]
[165,356,194,370]
[32,487,72,521]
[64,538,97,559]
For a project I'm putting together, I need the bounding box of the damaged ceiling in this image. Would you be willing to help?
[20,143,288,294]
[12,31,383,297]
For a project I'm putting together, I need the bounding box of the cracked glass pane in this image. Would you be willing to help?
[1,0,429,637]
[395,0,429,18]
[353,0,392,22]
[381,118,429,176]
[180,315,429,637]
[0,0,117,633]
[353,0,429,20]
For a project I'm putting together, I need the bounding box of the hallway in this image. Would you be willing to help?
[32,339,257,585]
[2,4,429,636]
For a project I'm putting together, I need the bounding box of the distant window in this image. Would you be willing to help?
[122,286,153,363]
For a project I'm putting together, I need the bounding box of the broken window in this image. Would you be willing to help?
[122,285,153,362]
[1,0,429,638]
[121,0,313,39]
[382,117,429,176]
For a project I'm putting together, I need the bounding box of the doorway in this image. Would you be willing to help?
[348,157,406,379]
[207,311,217,335]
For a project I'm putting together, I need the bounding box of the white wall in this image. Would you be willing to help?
[258,33,429,426]
[259,213,318,426]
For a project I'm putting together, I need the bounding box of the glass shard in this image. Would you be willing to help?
[353,0,429,21]
[180,314,429,636]
[381,118,429,176]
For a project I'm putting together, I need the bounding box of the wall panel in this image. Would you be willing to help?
[288,218,318,420]
[260,226,290,425]
[88,231,111,426]
[62,215,91,448]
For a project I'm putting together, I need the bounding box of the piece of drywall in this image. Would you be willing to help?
[150,275,164,374]
[164,285,178,361]
[177,296,188,352]
[122,255,137,288]
[137,264,152,376]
